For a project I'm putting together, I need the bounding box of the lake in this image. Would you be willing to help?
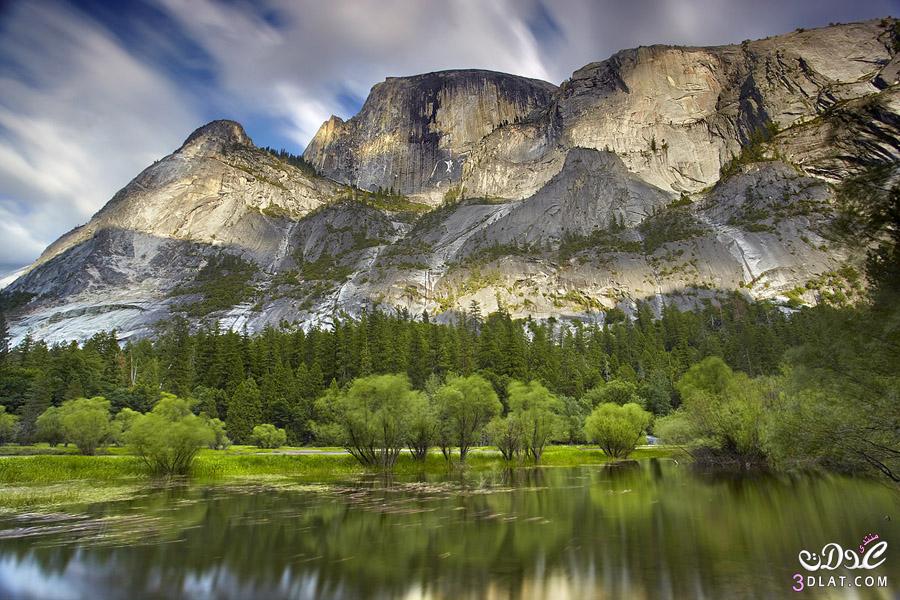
[0,461,896,599]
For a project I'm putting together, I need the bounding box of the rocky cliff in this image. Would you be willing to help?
[303,70,557,203]
[460,19,899,199]
[3,19,899,343]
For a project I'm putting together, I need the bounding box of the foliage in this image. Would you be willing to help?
[227,379,262,444]
[336,187,430,215]
[0,295,801,433]
[406,393,437,460]
[0,405,18,444]
[35,406,65,446]
[111,407,141,444]
[206,417,231,450]
[584,402,652,459]
[0,291,35,315]
[558,227,641,261]
[485,415,525,461]
[583,379,640,407]
[558,395,591,443]
[672,357,769,463]
[763,301,900,480]
[297,253,354,281]
[434,374,501,462]
[719,120,780,178]
[251,424,287,449]
[59,397,113,455]
[124,394,215,475]
[172,254,258,316]
[262,146,319,178]
[329,374,421,469]
[506,380,561,463]
[638,207,706,253]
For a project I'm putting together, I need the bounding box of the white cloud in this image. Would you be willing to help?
[0,204,49,266]
[0,1,200,267]
[153,0,558,149]
[0,0,894,269]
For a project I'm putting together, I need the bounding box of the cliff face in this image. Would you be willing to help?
[33,120,342,271]
[303,70,557,203]
[3,20,899,343]
[460,20,898,198]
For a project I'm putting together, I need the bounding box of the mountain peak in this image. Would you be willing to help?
[179,119,253,155]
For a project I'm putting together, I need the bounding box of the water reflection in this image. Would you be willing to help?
[0,461,896,599]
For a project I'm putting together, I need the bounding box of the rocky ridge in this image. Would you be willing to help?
[2,19,899,343]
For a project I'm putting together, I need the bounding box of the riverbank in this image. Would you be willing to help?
[0,445,679,510]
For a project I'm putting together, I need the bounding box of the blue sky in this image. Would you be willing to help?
[0,0,896,271]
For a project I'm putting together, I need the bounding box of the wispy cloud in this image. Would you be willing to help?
[0,0,894,269]
[154,0,558,147]
[0,1,199,265]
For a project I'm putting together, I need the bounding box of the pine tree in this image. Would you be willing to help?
[227,378,262,444]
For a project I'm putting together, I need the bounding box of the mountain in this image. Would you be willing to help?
[303,70,557,204]
[3,19,899,343]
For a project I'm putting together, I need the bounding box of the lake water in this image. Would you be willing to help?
[0,461,897,599]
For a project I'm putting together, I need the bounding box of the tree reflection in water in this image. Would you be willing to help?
[0,461,896,599]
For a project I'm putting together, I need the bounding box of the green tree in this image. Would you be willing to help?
[227,378,262,444]
[125,394,215,475]
[195,386,227,420]
[434,374,501,463]
[507,380,561,463]
[251,423,287,448]
[59,397,113,455]
[638,371,673,415]
[485,414,525,461]
[0,405,18,444]
[407,393,437,460]
[672,357,768,462]
[558,395,591,444]
[35,406,65,446]
[584,402,651,459]
[330,374,421,469]
[206,417,231,450]
[111,407,141,445]
[583,379,640,407]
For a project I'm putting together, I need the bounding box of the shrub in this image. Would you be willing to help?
[0,405,18,445]
[111,408,141,445]
[584,402,652,459]
[59,397,113,455]
[434,374,502,463]
[227,379,262,444]
[251,424,287,449]
[507,380,562,463]
[330,374,421,469]
[125,394,215,475]
[35,406,64,446]
[406,394,437,460]
[583,379,640,407]
[673,357,768,462]
[207,417,231,450]
[485,415,525,461]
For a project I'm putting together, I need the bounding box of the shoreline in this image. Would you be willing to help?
[0,445,679,511]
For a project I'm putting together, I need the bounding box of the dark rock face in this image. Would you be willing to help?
[303,70,557,202]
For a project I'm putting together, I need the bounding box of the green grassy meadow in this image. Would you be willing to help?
[0,444,679,510]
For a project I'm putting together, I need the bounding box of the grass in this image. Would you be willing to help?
[0,445,680,510]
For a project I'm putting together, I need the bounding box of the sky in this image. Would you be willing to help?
[0,0,896,272]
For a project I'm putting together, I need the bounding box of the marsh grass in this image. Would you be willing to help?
[0,445,680,510]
